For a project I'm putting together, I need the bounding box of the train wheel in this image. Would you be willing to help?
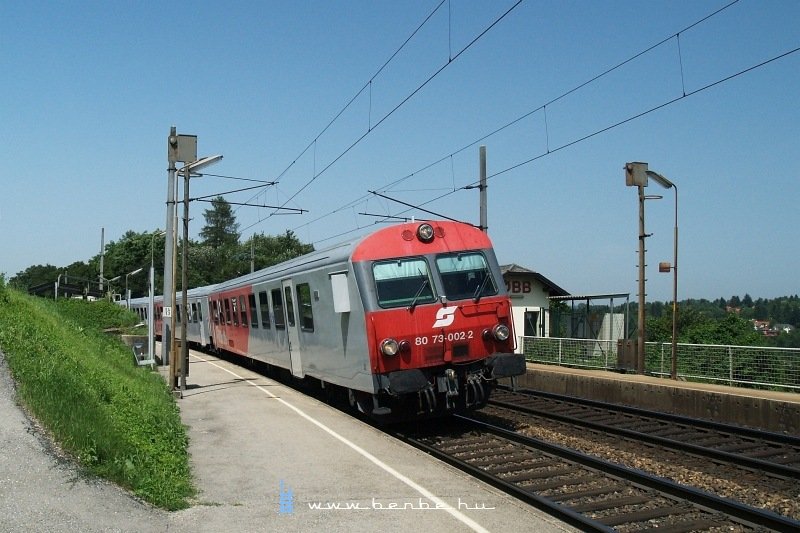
[347,389,371,414]
[347,388,358,409]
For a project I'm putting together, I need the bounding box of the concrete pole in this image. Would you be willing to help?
[163,126,177,366]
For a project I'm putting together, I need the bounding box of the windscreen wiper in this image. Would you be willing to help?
[472,270,491,303]
[408,272,429,311]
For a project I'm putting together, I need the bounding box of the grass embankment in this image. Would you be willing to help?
[0,283,194,510]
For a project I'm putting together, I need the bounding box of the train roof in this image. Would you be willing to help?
[211,237,361,292]
[193,220,491,294]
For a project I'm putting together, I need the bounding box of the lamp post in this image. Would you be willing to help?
[176,154,222,396]
[149,230,165,363]
[125,268,144,308]
[647,169,679,380]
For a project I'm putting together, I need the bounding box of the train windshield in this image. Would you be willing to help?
[373,258,436,308]
[436,252,497,301]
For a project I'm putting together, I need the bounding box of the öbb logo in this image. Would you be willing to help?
[432,306,458,328]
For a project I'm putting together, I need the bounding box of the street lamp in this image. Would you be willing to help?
[175,154,222,396]
[125,267,144,308]
[647,169,679,380]
[99,275,121,300]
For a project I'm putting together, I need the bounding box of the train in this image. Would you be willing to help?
[128,220,525,420]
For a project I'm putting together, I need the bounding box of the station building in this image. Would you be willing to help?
[500,264,569,351]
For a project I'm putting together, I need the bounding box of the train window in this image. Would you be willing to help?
[284,286,296,327]
[248,294,259,328]
[197,303,202,323]
[373,258,435,308]
[436,252,497,301]
[231,297,239,326]
[296,283,314,332]
[211,300,219,324]
[224,298,232,325]
[272,288,285,329]
[239,295,248,327]
[176,304,181,322]
[258,290,271,329]
[191,303,198,323]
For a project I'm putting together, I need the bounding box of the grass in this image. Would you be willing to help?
[0,281,194,510]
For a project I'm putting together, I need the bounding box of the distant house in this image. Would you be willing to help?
[500,264,569,350]
[752,320,771,334]
[751,320,795,336]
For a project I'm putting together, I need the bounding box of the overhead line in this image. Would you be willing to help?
[242,1,525,233]
[290,0,747,237]
[240,0,448,214]
[308,43,800,247]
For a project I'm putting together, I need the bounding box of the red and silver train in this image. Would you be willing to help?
[129,221,525,419]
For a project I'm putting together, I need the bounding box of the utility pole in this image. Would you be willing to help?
[163,128,196,368]
[637,183,646,374]
[479,145,487,233]
[163,127,178,366]
[626,162,654,375]
[99,228,105,292]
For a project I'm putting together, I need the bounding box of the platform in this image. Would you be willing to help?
[507,363,800,434]
[165,350,577,533]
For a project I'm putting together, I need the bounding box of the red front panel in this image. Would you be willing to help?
[365,296,514,373]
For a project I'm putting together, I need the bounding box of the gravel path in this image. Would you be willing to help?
[0,351,169,533]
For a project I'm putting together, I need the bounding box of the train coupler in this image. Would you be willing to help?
[436,368,459,409]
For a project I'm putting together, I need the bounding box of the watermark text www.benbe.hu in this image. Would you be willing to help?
[307,498,496,511]
[279,480,495,514]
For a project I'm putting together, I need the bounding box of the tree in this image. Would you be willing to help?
[250,230,314,269]
[200,196,239,250]
[9,264,60,293]
[92,230,165,298]
[682,313,763,346]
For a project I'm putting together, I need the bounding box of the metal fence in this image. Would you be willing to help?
[520,336,800,392]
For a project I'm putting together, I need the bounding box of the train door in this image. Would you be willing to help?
[199,297,209,347]
[282,279,304,378]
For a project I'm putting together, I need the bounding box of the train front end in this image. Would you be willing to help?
[351,221,525,419]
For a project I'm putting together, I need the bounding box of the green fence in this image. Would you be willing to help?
[520,336,800,392]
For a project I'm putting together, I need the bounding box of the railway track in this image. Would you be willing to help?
[395,416,800,532]
[489,388,800,479]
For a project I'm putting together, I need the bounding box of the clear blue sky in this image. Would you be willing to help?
[1,0,798,302]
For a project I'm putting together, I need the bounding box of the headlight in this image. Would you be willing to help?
[381,338,400,356]
[492,324,510,341]
[417,223,434,243]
